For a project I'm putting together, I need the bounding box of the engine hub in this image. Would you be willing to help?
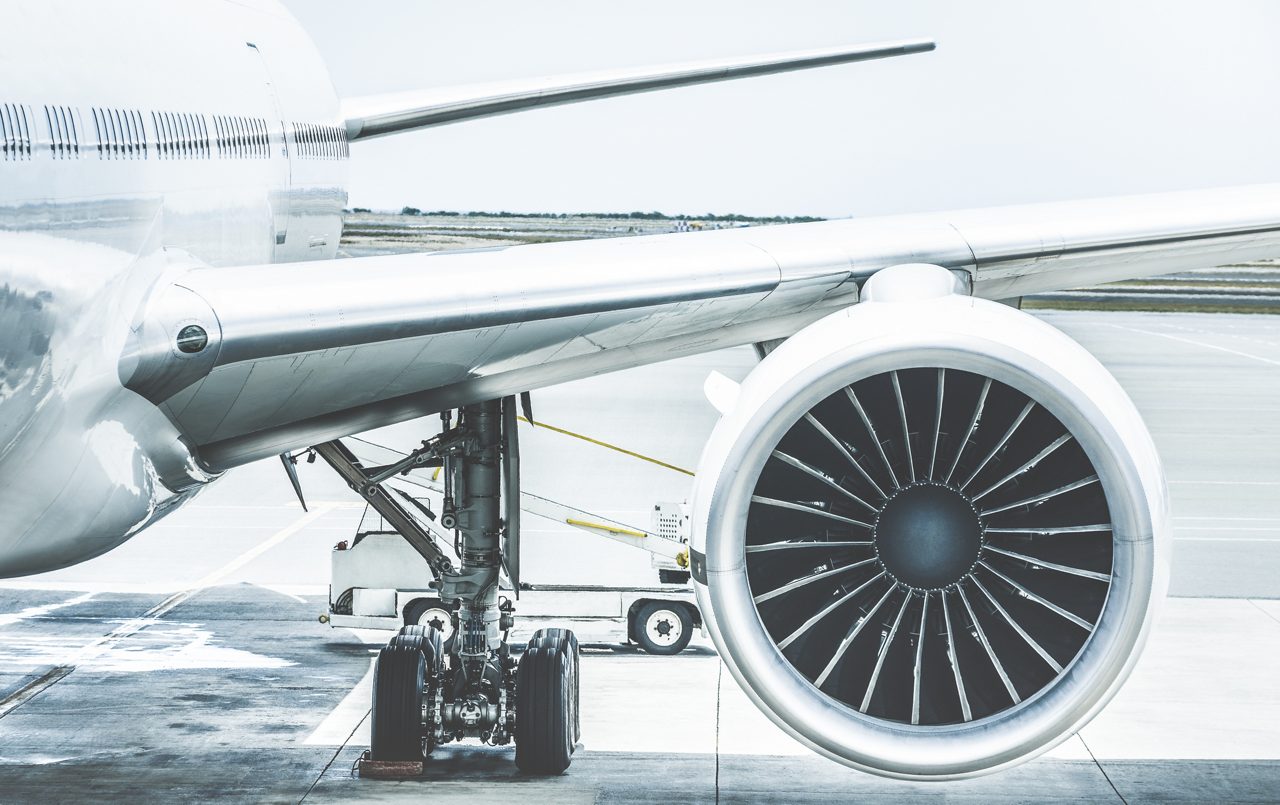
[874,482,983,591]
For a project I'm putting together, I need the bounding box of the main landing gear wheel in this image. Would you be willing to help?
[516,629,578,774]
[530,628,580,746]
[634,601,692,656]
[370,643,427,762]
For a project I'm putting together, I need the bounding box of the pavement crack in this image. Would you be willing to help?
[300,709,370,802]
[1249,598,1280,628]
[1078,732,1128,805]
[714,660,722,805]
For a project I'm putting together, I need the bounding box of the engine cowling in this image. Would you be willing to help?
[691,264,1168,780]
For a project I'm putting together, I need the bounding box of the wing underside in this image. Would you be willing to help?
[126,184,1280,470]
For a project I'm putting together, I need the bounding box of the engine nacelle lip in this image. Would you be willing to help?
[692,294,1168,780]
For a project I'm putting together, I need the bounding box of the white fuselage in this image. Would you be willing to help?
[0,0,348,574]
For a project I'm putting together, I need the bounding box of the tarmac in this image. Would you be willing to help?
[0,310,1278,803]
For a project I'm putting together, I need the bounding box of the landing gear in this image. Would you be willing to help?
[320,396,580,773]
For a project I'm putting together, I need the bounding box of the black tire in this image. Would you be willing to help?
[515,646,573,774]
[633,601,693,656]
[528,632,580,748]
[370,644,426,761]
[388,633,437,669]
[400,624,445,665]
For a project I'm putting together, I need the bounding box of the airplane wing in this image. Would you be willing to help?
[125,183,1280,471]
[341,39,935,139]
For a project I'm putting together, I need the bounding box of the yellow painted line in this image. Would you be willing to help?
[517,416,694,476]
[565,517,647,539]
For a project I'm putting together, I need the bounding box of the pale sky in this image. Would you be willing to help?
[283,1,1280,218]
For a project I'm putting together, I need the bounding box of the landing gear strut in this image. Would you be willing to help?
[317,397,579,774]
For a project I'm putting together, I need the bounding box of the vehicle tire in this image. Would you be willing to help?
[370,644,426,761]
[389,633,436,667]
[528,630,580,748]
[633,601,692,656]
[399,624,445,664]
[515,646,573,774]
[403,597,453,640]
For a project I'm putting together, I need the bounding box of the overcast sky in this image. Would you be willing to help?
[283,1,1280,218]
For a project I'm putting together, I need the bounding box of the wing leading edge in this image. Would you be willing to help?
[341,39,935,140]
[127,184,1280,470]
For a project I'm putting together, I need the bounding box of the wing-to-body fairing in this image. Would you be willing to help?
[2,0,1277,783]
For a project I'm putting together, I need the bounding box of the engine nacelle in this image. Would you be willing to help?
[691,264,1168,780]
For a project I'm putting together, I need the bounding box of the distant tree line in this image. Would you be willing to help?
[387,206,823,223]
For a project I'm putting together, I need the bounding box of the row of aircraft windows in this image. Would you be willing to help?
[294,122,349,160]
[0,102,347,162]
[0,103,34,160]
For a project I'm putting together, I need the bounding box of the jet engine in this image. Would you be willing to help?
[691,263,1168,780]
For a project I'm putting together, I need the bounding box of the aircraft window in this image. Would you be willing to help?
[121,108,136,158]
[154,112,166,158]
[1,105,12,160]
[45,105,76,160]
[196,114,208,158]
[67,108,79,158]
[164,112,176,159]
[17,104,32,158]
[120,108,133,158]
[104,108,117,158]
[43,107,60,159]
[178,113,190,159]
[135,110,148,158]
[53,107,66,159]
[150,111,161,158]
[115,108,129,158]
[3,103,30,160]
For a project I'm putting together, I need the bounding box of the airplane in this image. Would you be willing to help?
[2,0,1278,782]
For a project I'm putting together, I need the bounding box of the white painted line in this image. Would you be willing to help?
[1175,537,1280,543]
[1169,480,1280,486]
[305,657,375,746]
[187,503,339,591]
[1107,322,1280,367]
[1175,516,1280,522]
[1174,526,1280,532]
[0,505,338,717]
[0,592,95,628]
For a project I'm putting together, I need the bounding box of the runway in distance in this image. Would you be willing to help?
[3,0,1279,781]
